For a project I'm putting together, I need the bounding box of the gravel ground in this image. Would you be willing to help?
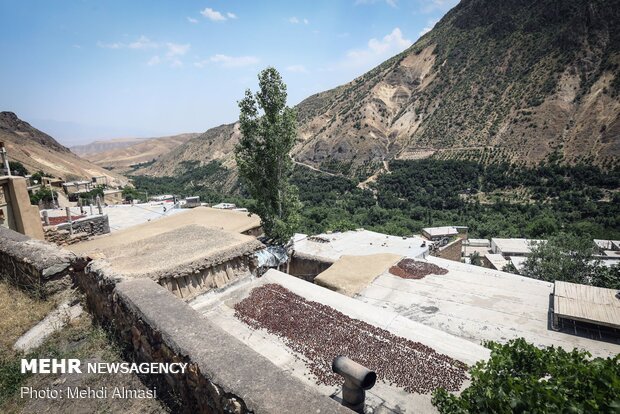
[389,259,448,279]
[234,284,467,394]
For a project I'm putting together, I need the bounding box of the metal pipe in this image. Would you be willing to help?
[332,356,376,413]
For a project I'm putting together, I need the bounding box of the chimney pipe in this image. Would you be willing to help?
[332,356,376,413]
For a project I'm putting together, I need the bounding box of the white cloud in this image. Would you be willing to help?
[147,55,161,66]
[128,35,158,49]
[195,54,259,68]
[200,7,236,21]
[97,41,122,49]
[166,42,190,57]
[355,0,397,7]
[286,64,308,73]
[72,44,82,49]
[347,28,412,61]
[328,28,411,72]
[289,16,309,25]
[187,16,198,24]
[419,19,439,36]
[420,0,458,13]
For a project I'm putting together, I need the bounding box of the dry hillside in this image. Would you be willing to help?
[139,0,620,181]
[0,112,128,186]
[77,133,199,173]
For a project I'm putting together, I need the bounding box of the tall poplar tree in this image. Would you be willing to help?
[235,67,301,244]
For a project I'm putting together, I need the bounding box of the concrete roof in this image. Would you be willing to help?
[484,253,509,270]
[553,281,620,329]
[491,238,545,255]
[509,256,528,271]
[314,253,402,296]
[465,238,490,247]
[422,226,458,236]
[293,230,428,262]
[190,270,489,413]
[357,257,619,358]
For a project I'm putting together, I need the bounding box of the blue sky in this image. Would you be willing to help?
[0,0,458,145]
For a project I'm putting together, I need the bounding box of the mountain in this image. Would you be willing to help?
[138,0,620,182]
[72,133,199,173]
[0,112,128,186]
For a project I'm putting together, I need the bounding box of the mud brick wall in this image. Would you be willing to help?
[159,255,256,301]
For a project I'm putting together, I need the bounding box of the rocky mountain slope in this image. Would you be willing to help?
[74,133,199,173]
[0,112,127,186]
[139,0,620,181]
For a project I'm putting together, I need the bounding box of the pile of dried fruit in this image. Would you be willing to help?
[234,284,466,394]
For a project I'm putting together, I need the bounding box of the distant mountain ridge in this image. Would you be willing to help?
[139,0,620,181]
[72,133,199,173]
[0,111,127,186]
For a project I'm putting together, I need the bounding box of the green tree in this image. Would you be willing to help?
[8,161,28,176]
[29,187,56,205]
[521,233,619,289]
[469,251,482,266]
[432,338,620,413]
[235,67,301,244]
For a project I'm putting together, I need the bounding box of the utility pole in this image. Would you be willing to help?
[0,142,11,176]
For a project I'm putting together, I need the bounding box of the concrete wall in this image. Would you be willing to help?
[0,176,44,239]
[0,227,348,413]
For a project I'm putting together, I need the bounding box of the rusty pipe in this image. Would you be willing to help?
[332,356,376,413]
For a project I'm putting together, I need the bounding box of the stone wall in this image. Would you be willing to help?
[0,226,82,295]
[44,215,110,245]
[78,261,349,414]
[0,226,349,414]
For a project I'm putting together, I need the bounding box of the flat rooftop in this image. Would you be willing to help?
[422,226,458,237]
[43,202,186,232]
[190,270,489,414]
[293,230,428,262]
[69,208,263,279]
[484,253,509,270]
[356,257,619,357]
[491,238,545,255]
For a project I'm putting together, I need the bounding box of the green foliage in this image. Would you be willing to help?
[470,251,482,266]
[235,67,301,244]
[290,159,620,240]
[121,186,145,202]
[521,233,620,289]
[29,187,56,205]
[30,170,53,185]
[77,185,105,204]
[8,161,28,176]
[432,338,620,413]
